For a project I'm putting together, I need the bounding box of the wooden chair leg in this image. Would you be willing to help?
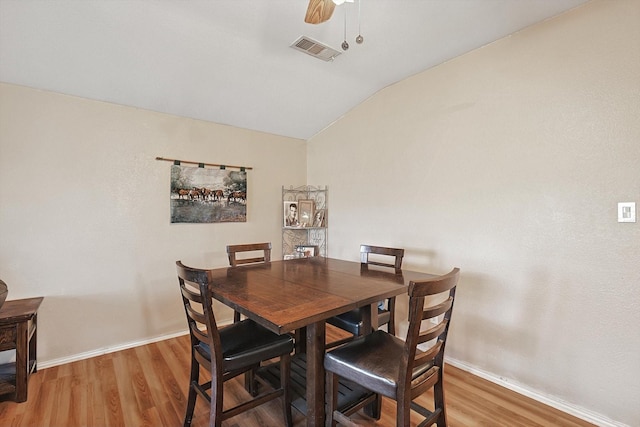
[209,377,224,427]
[183,355,200,427]
[280,353,293,427]
[363,393,382,420]
[434,377,447,427]
[244,369,258,396]
[387,297,396,336]
[183,383,198,427]
[396,396,412,427]
[325,371,339,427]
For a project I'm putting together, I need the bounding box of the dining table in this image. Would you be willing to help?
[205,256,435,426]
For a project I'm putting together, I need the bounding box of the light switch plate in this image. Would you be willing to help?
[618,202,636,223]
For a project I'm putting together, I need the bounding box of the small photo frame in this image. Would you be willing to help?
[298,199,315,227]
[312,209,325,227]
[296,245,319,257]
[284,201,299,227]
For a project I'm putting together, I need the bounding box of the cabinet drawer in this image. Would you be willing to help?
[0,325,16,349]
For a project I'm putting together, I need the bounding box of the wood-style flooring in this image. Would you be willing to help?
[0,331,594,426]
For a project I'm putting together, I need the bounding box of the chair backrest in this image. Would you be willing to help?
[360,244,404,274]
[399,268,460,397]
[226,242,272,266]
[176,261,223,377]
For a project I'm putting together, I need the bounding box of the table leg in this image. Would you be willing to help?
[295,328,307,354]
[15,321,28,402]
[360,303,378,334]
[361,304,382,418]
[306,321,326,427]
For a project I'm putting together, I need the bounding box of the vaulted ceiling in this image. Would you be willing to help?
[0,0,589,140]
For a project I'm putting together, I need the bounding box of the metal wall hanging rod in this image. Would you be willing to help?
[155,156,253,171]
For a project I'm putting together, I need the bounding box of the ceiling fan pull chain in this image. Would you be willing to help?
[356,0,363,44]
[342,6,349,50]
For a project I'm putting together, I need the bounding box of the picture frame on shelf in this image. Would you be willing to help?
[312,209,325,227]
[284,201,299,227]
[297,199,315,227]
[281,185,327,260]
[296,245,319,258]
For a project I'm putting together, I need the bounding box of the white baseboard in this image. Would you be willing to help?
[38,329,190,369]
[445,357,628,427]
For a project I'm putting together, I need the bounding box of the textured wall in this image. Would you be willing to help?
[307,1,639,425]
[0,83,307,363]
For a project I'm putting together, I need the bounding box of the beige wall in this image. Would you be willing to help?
[308,1,639,426]
[1,1,638,425]
[0,83,307,364]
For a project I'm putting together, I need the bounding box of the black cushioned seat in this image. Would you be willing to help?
[326,307,392,337]
[324,268,460,427]
[326,245,404,348]
[324,330,433,398]
[198,319,294,372]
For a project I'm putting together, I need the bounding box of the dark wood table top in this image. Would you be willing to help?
[206,257,433,335]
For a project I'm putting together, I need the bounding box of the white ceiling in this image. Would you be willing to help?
[0,0,589,140]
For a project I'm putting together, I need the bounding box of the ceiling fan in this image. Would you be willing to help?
[304,0,362,52]
[304,0,354,24]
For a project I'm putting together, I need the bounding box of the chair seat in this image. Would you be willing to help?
[198,319,294,372]
[325,268,459,427]
[326,307,391,336]
[324,330,432,399]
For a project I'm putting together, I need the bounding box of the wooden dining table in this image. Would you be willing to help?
[205,256,435,426]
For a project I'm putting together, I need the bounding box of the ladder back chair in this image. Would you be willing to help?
[176,261,293,427]
[226,242,271,322]
[324,267,460,427]
[326,245,404,347]
[227,241,305,373]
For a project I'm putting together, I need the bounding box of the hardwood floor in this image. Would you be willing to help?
[0,332,594,427]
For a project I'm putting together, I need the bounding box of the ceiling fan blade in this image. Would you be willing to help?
[304,0,336,24]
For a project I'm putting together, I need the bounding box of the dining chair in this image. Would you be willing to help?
[324,267,460,427]
[326,245,404,347]
[226,242,271,322]
[176,261,294,427]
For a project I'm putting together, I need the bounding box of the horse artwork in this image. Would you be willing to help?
[170,165,247,223]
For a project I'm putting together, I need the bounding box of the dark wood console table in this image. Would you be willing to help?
[0,297,43,402]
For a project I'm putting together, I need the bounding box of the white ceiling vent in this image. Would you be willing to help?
[290,36,341,62]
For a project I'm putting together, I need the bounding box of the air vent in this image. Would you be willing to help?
[290,36,341,62]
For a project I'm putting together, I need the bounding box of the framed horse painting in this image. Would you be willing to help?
[170,165,247,223]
